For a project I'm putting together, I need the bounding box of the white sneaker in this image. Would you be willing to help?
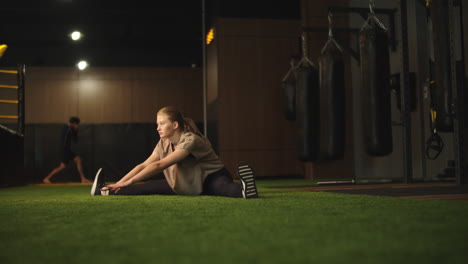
[90,168,105,196]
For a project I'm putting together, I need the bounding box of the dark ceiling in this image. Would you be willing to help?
[0,0,299,68]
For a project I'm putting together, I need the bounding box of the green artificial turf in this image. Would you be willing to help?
[1,180,467,264]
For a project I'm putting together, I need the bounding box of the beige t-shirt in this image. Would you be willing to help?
[155,132,224,195]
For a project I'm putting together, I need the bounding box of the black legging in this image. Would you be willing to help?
[114,168,242,198]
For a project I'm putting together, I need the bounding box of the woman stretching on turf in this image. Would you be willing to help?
[91,106,258,198]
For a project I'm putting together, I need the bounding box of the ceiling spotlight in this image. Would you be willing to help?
[70,31,82,41]
[77,60,88,70]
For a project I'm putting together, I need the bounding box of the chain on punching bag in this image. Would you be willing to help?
[318,13,345,159]
[359,2,393,156]
[281,58,298,121]
[296,34,320,161]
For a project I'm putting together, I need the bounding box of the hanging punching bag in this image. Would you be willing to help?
[281,59,297,121]
[296,63,320,161]
[359,12,393,156]
[318,37,345,160]
[429,0,453,132]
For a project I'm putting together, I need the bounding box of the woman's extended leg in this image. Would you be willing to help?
[202,168,242,198]
[114,179,176,195]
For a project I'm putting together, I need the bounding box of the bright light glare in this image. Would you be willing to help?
[77,60,88,70]
[70,31,82,41]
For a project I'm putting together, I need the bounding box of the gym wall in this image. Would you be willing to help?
[300,0,355,179]
[207,18,304,177]
[298,0,464,181]
[25,67,203,123]
[22,67,202,183]
[348,0,458,181]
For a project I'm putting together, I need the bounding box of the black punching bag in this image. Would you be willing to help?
[281,59,297,120]
[430,0,453,132]
[318,38,345,159]
[296,63,320,161]
[359,13,393,156]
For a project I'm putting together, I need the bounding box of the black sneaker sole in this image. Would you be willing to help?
[90,168,103,196]
[237,162,258,199]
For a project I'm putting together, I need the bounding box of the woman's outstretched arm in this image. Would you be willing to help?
[116,148,160,184]
[105,149,189,192]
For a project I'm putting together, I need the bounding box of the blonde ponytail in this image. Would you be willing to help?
[183,117,204,138]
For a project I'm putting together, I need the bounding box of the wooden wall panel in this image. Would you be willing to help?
[181,72,204,121]
[132,79,183,122]
[207,43,218,106]
[24,67,202,124]
[26,80,79,123]
[206,36,220,146]
[131,80,162,123]
[77,80,132,123]
[218,36,298,150]
[212,18,303,177]
[210,12,353,178]
[218,37,262,149]
[131,72,203,123]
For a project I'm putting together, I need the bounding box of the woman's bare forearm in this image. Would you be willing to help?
[103,162,164,192]
[128,162,164,184]
[117,164,145,183]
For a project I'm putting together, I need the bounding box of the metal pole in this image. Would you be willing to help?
[399,0,412,183]
[459,0,468,185]
[448,0,465,185]
[17,64,25,135]
[202,0,208,137]
[415,0,429,180]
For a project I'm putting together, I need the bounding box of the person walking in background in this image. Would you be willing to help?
[43,116,91,184]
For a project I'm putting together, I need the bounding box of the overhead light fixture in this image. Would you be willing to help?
[70,31,82,41]
[77,60,88,70]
